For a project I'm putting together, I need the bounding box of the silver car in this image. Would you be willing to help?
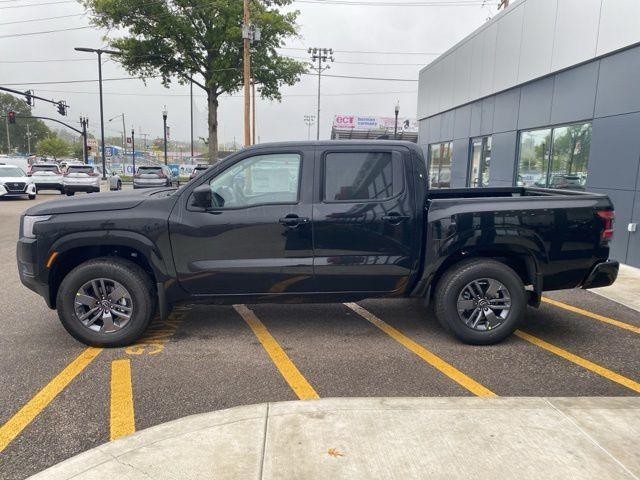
[63,164,101,196]
[133,165,174,189]
[29,163,65,194]
[96,166,123,191]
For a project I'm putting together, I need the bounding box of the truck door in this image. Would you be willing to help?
[170,147,314,295]
[312,146,418,293]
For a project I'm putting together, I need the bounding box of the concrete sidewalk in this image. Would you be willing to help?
[593,263,640,312]
[31,397,640,479]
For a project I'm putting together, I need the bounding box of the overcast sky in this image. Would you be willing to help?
[1,0,498,148]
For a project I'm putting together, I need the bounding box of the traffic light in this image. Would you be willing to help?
[7,111,16,124]
[24,90,33,107]
[57,101,67,116]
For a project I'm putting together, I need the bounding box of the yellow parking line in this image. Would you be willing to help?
[234,304,319,400]
[345,303,496,397]
[110,359,136,441]
[542,297,640,335]
[515,330,640,394]
[0,347,102,453]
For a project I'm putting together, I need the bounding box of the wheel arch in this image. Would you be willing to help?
[47,231,168,308]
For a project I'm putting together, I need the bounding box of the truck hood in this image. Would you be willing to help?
[25,188,169,215]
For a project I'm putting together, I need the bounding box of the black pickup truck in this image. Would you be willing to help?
[17,141,618,347]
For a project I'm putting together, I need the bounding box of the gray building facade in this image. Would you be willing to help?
[417,0,640,267]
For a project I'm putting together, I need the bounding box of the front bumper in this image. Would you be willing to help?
[17,237,53,308]
[581,260,619,289]
[0,183,36,197]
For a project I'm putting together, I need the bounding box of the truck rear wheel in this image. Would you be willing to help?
[434,259,526,345]
[56,258,155,347]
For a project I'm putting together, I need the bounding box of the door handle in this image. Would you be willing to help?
[382,213,410,225]
[279,215,310,228]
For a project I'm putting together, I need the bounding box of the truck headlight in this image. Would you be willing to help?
[22,215,51,238]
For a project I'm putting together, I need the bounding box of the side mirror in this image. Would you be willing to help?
[192,184,212,209]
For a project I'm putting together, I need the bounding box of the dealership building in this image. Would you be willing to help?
[417,0,640,267]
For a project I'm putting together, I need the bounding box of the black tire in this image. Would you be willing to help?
[434,259,526,345]
[117,181,122,190]
[28,194,36,200]
[56,258,155,347]
[66,191,74,196]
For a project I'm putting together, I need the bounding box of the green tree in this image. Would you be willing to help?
[0,93,52,154]
[36,136,71,159]
[83,0,306,161]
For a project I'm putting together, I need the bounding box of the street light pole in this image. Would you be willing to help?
[162,106,168,165]
[189,78,194,157]
[80,116,89,163]
[74,47,119,179]
[394,102,400,140]
[308,48,334,140]
[131,128,136,174]
[242,0,251,146]
[303,114,316,141]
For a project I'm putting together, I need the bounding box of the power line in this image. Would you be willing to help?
[0,13,85,25]
[295,0,493,5]
[314,73,417,82]
[0,0,75,9]
[0,58,95,63]
[280,47,441,55]
[0,26,92,38]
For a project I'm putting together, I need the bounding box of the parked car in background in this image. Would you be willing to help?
[0,164,36,199]
[28,163,64,194]
[96,166,123,191]
[59,160,84,173]
[63,164,101,196]
[133,165,173,189]
[189,164,210,180]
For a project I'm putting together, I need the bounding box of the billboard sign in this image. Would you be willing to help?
[333,114,418,133]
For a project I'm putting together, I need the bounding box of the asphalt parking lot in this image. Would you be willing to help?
[1,192,639,479]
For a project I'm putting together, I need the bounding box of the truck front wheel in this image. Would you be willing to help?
[434,259,526,345]
[56,258,155,347]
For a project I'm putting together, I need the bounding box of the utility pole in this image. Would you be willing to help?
[5,114,11,154]
[190,78,194,157]
[308,48,334,140]
[162,106,168,165]
[304,114,316,141]
[131,128,136,174]
[74,47,120,179]
[242,0,251,147]
[251,78,256,145]
[26,124,32,154]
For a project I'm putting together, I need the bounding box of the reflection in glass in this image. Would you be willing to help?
[209,153,300,208]
[549,123,591,191]
[517,128,551,187]
[517,123,591,190]
[325,152,393,201]
[429,142,452,188]
[469,136,491,187]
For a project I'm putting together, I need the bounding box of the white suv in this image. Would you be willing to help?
[63,164,101,196]
[0,164,37,199]
[29,163,64,194]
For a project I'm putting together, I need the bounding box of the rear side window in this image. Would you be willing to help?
[32,165,60,173]
[323,151,402,202]
[67,166,94,174]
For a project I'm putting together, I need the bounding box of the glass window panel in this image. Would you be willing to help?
[324,152,393,201]
[481,136,491,187]
[469,138,483,187]
[209,153,300,208]
[549,123,591,190]
[517,129,551,187]
[429,144,442,188]
[439,143,451,188]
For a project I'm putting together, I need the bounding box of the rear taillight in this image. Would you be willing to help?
[157,172,166,178]
[597,210,614,244]
[88,172,98,177]
[134,173,141,178]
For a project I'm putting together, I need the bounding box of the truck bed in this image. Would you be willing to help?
[427,186,605,200]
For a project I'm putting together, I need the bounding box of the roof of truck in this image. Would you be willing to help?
[239,140,423,153]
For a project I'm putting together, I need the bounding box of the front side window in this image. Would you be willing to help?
[209,153,300,208]
[324,151,398,202]
[517,122,591,190]
[429,142,452,188]
[469,136,492,187]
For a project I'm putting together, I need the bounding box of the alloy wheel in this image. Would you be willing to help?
[73,278,133,333]
[456,278,511,331]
